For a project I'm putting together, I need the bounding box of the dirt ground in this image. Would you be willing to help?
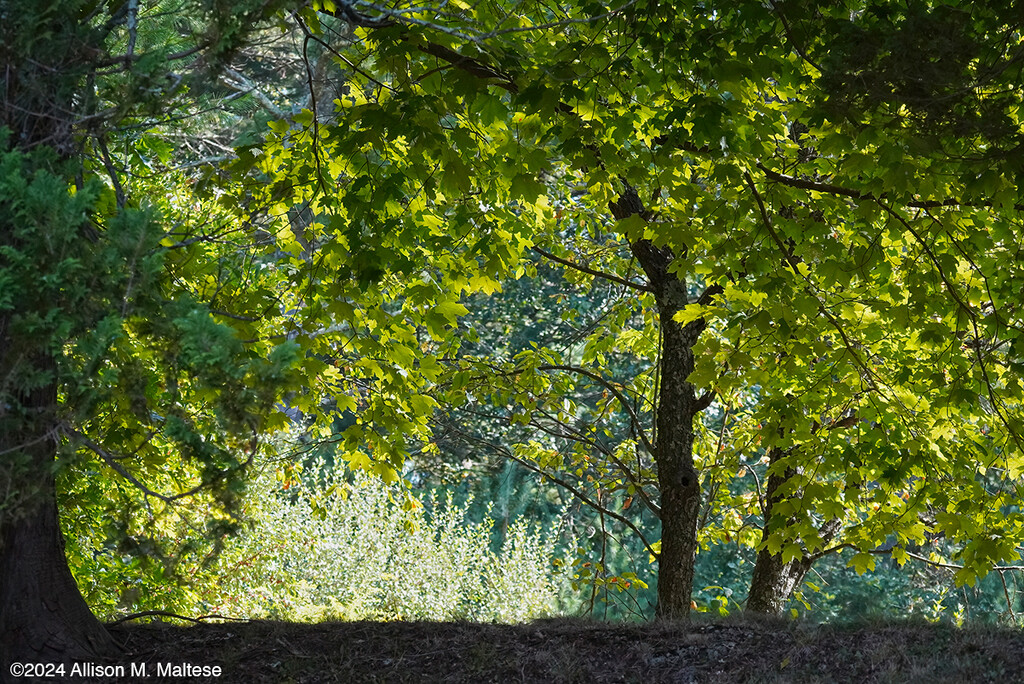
[47,614,1024,683]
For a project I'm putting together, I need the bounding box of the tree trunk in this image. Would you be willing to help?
[745,449,841,613]
[611,185,711,619]
[652,315,704,619]
[0,354,117,667]
[747,515,843,614]
[0,475,119,667]
[746,542,814,614]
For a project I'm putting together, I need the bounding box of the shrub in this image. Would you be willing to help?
[199,468,564,622]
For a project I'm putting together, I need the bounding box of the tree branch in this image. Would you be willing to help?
[757,162,1024,211]
[219,67,286,118]
[452,427,660,558]
[537,364,657,458]
[875,199,1024,456]
[532,246,653,294]
[109,610,250,626]
[767,0,822,73]
[416,41,518,93]
[743,172,880,389]
[72,431,249,504]
[525,403,661,518]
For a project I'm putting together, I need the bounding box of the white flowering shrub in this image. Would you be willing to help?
[199,468,564,622]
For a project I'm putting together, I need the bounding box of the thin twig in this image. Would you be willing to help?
[532,246,654,294]
[109,610,250,626]
[537,364,656,458]
[767,0,822,72]
[447,424,659,557]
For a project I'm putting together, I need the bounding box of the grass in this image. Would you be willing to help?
[90,613,1024,683]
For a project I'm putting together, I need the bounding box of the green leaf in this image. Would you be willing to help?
[434,300,469,324]
[781,543,803,564]
[848,552,876,576]
[510,173,545,201]
[674,304,715,325]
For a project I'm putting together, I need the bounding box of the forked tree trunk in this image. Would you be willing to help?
[0,356,117,667]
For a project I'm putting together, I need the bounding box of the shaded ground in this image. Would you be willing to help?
[60,615,1024,683]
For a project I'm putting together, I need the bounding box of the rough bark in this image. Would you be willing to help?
[745,449,842,614]
[0,474,120,668]
[611,186,710,619]
[745,455,807,614]
[650,311,704,619]
[746,541,814,614]
[0,355,118,667]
